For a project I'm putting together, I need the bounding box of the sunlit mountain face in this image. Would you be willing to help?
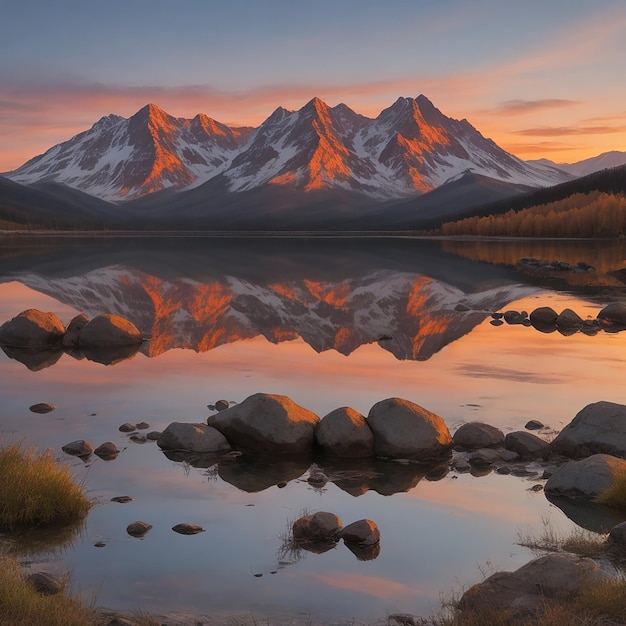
[0,238,536,364]
[5,96,568,203]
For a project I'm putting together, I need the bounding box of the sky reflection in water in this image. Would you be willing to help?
[0,238,625,624]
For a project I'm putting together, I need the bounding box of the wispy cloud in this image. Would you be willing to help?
[490,99,581,116]
[513,124,626,137]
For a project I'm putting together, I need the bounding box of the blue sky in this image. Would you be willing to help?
[1,0,625,170]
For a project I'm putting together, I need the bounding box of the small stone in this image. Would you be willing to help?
[62,440,93,457]
[135,421,150,430]
[528,484,544,492]
[111,496,134,503]
[490,319,504,326]
[340,519,380,546]
[215,399,230,411]
[126,521,152,537]
[94,542,106,548]
[94,441,119,459]
[29,402,56,414]
[172,523,205,535]
[129,434,147,444]
[495,466,512,475]
[119,423,136,433]
[525,420,545,430]
[146,431,161,440]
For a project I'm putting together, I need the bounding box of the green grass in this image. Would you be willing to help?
[598,467,626,509]
[0,442,91,528]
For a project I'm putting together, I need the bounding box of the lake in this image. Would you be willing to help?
[1,235,625,625]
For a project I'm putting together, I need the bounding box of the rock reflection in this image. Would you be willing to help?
[1,345,63,371]
[545,493,626,533]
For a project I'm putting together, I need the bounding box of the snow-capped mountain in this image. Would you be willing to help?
[530,150,626,178]
[5,96,569,203]
[6,104,253,201]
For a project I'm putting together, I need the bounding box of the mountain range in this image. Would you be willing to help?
[1,95,622,230]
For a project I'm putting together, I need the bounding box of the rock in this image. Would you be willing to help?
[26,571,65,595]
[367,397,452,461]
[608,521,626,552]
[119,423,136,433]
[292,511,342,543]
[468,448,501,468]
[499,449,519,462]
[207,393,319,455]
[61,313,89,348]
[503,310,527,324]
[454,303,470,312]
[214,399,229,411]
[172,523,205,535]
[129,434,146,444]
[598,302,626,329]
[61,439,94,457]
[544,454,626,499]
[29,402,56,414]
[157,422,231,454]
[146,431,161,440]
[530,306,558,331]
[307,468,328,487]
[111,496,133,503]
[453,422,504,449]
[78,314,143,348]
[135,421,150,430]
[525,419,544,430]
[340,519,380,546]
[126,521,152,538]
[94,441,119,460]
[345,541,381,561]
[551,401,626,458]
[459,553,607,616]
[556,308,583,332]
[314,406,374,457]
[0,309,65,347]
[490,319,504,326]
[504,431,550,459]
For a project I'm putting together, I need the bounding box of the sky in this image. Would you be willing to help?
[0,0,625,172]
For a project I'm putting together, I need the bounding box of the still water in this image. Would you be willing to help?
[0,236,625,624]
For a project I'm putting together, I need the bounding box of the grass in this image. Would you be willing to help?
[597,467,626,509]
[0,442,91,528]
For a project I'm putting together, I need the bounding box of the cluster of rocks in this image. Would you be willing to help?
[490,302,626,335]
[0,308,144,368]
[291,511,380,561]
[516,257,595,274]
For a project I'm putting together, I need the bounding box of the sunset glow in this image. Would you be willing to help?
[1,1,625,172]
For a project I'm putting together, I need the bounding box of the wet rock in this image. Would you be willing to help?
[525,419,544,430]
[545,454,626,499]
[491,312,504,319]
[129,434,146,443]
[292,511,342,543]
[61,439,94,457]
[468,448,500,468]
[608,521,626,552]
[340,519,380,546]
[529,306,558,331]
[598,302,626,330]
[94,441,119,460]
[111,496,133,503]
[551,400,626,458]
[157,422,231,454]
[0,309,65,347]
[459,553,608,616]
[495,465,512,475]
[61,313,89,348]
[556,308,583,332]
[453,422,504,449]
[135,421,150,430]
[119,423,136,433]
[208,393,319,455]
[503,310,527,324]
[78,314,143,348]
[504,431,550,460]
[26,571,65,596]
[315,406,374,458]
[126,521,152,538]
[172,523,205,535]
[499,449,519,462]
[214,399,229,411]
[490,319,504,327]
[146,431,161,440]
[29,402,56,414]
[451,457,471,473]
[367,397,452,461]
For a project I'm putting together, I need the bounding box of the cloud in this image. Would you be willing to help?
[501,142,582,156]
[513,124,626,137]
[490,99,581,116]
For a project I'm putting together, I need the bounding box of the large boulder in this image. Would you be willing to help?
[207,393,319,455]
[157,422,231,454]
[453,422,504,449]
[459,553,607,616]
[0,309,65,347]
[544,453,626,499]
[551,401,626,458]
[367,398,452,461]
[78,314,143,348]
[315,407,374,457]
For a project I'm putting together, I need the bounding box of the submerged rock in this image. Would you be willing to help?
[367,397,452,461]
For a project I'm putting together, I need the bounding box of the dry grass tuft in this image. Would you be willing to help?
[0,442,91,528]
[598,467,626,509]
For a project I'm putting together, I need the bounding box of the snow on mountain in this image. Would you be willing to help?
[7,104,253,201]
[529,150,626,178]
[5,96,571,203]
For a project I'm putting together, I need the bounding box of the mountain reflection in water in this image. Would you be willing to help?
[0,237,543,366]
